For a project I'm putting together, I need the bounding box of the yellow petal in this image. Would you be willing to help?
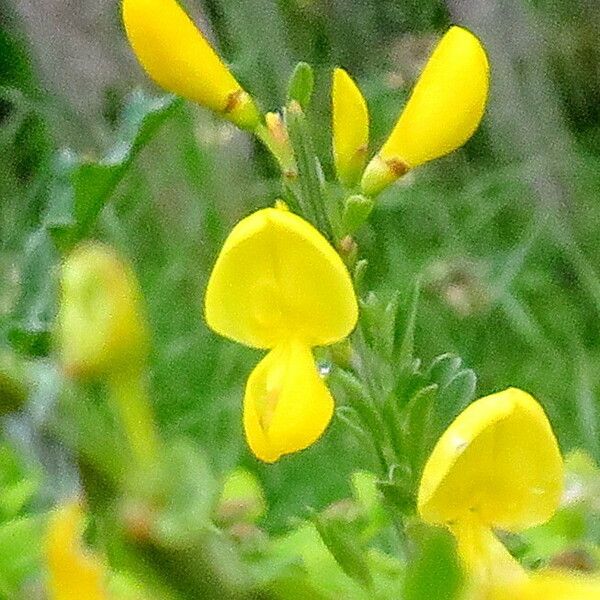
[522,570,600,600]
[243,340,334,462]
[362,26,489,196]
[57,243,149,379]
[332,68,369,187]
[418,388,563,532]
[205,207,358,349]
[45,502,108,600]
[470,570,600,600]
[452,517,527,600]
[122,0,260,130]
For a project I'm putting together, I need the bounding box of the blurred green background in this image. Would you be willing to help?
[2,0,600,532]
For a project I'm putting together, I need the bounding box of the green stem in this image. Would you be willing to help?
[107,368,160,471]
[285,103,333,239]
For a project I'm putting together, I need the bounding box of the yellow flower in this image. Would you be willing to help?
[517,570,600,600]
[418,388,600,599]
[205,206,358,462]
[57,243,149,379]
[332,68,369,188]
[122,0,261,130]
[362,26,489,196]
[45,501,108,600]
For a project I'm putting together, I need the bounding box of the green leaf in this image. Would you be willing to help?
[285,102,332,237]
[0,444,39,522]
[44,91,183,252]
[216,467,266,525]
[0,350,27,414]
[426,354,463,389]
[287,62,315,112]
[264,564,331,600]
[402,384,438,484]
[146,440,218,543]
[403,525,463,600]
[8,229,57,357]
[359,291,399,360]
[342,194,374,235]
[0,515,44,597]
[353,259,369,290]
[312,512,373,589]
[434,369,477,433]
[396,279,421,368]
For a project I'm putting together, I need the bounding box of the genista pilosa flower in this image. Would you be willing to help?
[361,26,489,196]
[205,206,358,462]
[45,502,108,600]
[418,388,600,600]
[332,68,369,188]
[122,0,261,130]
[57,243,149,379]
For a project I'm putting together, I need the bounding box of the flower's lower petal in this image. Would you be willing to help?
[243,341,334,463]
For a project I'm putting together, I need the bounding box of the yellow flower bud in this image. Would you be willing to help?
[45,501,108,600]
[362,26,489,196]
[57,243,149,379]
[205,206,358,461]
[332,68,369,188]
[122,0,261,130]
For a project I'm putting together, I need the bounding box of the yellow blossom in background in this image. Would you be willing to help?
[332,68,369,188]
[362,26,489,196]
[57,243,149,379]
[122,0,261,130]
[205,206,358,462]
[57,243,159,468]
[45,501,108,600]
[418,388,600,599]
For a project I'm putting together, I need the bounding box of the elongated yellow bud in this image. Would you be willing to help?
[57,243,149,379]
[362,26,489,196]
[332,68,369,188]
[122,0,261,130]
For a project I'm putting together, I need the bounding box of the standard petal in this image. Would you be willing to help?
[362,26,489,195]
[205,207,358,349]
[243,341,334,463]
[418,388,563,532]
[332,68,369,187]
[122,0,260,129]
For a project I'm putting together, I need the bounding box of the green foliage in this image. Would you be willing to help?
[403,525,463,600]
[45,92,183,253]
[287,62,315,112]
[2,0,600,597]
